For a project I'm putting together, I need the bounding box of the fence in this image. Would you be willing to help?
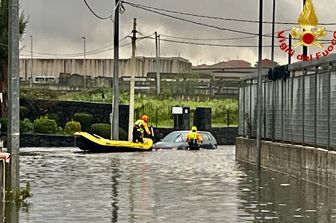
[238,54,336,150]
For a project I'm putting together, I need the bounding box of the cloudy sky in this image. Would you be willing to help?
[19,0,336,66]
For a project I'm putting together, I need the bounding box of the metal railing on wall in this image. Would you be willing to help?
[238,55,336,150]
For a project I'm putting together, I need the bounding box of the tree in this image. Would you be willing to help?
[0,0,28,117]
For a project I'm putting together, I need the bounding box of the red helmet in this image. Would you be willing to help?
[141,115,148,122]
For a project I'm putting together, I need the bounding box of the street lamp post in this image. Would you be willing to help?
[29,35,33,87]
[112,0,120,140]
[271,0,275,61]
[155,32,161,95]
[256,0,263,172]
[81,37,86,89]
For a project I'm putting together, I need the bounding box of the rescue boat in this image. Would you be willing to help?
[74,131,153,152]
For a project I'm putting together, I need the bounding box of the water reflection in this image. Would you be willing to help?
[17,147,336,223]
[110,159,119,223]
[4,203,19,223]
[237,163,336,222]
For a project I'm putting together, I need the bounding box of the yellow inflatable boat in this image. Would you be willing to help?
[74,132,153,152]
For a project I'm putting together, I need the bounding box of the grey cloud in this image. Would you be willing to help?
[19,0,336,65]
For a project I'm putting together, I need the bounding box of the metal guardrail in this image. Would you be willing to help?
[238,54,336,150]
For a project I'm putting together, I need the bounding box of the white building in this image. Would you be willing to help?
[19,57,192,81]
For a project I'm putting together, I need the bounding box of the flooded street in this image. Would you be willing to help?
[16,146,336,223]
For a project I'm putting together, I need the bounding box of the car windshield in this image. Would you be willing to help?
[162,132,187,142]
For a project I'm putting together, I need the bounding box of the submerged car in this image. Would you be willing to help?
[153,130,217,150]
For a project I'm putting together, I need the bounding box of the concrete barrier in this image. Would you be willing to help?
[236,137,336,189]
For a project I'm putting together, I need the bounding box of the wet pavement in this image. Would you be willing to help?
[11,146,336,222]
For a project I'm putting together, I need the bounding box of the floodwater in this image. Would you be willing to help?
[5,146,336,222]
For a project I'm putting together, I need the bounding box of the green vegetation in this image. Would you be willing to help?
[48,113,61,127]
[20,106,30,120]
[90,123,127,140]
[6,182,33,207]
[59,89,238,127]
[21,88,60,100]
[0,118,7,133]
[20,118,34,133]
[33,116,58,134]
[21,88,238,127]
[65,121,81,135]
[90,123,112,139]
[74,112,93,131]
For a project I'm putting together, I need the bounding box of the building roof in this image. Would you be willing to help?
[208,60,251,69]
[255,58,279,68]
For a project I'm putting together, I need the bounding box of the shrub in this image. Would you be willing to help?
[33,116,58,134]
[20,118,34,133]
[90,123,127,140]
[57,127,64,135]
[74,113,93,131]
[65,121,81,135]
[49,113,61,126]
[0,118,7,134]
[90,123,110,139]
[20,106,30,120]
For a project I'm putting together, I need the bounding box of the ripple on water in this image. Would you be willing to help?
[16,146,336,223]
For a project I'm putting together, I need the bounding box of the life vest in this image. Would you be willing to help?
[134,119,145,134]
[188,132,197,140]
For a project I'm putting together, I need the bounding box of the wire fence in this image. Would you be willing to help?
[238,55,336,150]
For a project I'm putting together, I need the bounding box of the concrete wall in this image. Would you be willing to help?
[20,57,192,80]
[236,137,336,189]
[20,134,75,147]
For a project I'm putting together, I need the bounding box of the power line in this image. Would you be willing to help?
[137,33,155,40]
[124,2,264,36]
[138,30,278,41]
[123,1,336,26]
[21,41,132,57]
[83,0,114,20]
[21,35,131,57]
[145,34,334,47]
[159,34,256,41]
[157,31,290,41]
[159,33,334,43]
[19,35,150,58]
[146,36,277,48]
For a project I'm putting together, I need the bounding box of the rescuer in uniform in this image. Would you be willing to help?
[186,126,203,150]
[133,114,151,143]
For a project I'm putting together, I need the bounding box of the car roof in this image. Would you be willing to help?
[169,130,212,134]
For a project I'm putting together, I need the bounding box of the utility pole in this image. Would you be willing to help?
[288,34,292,64]
[271,0,276,61]
[81,37,86,89]
[158,35,161,61]
[303,0,307,57]
[256,0,263,172]
[112,0,120,140]
[29,35,33,87]
[7,0,20,202]
[131,18,136,59]
[128,18,137,141]
[155,32,161,95]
